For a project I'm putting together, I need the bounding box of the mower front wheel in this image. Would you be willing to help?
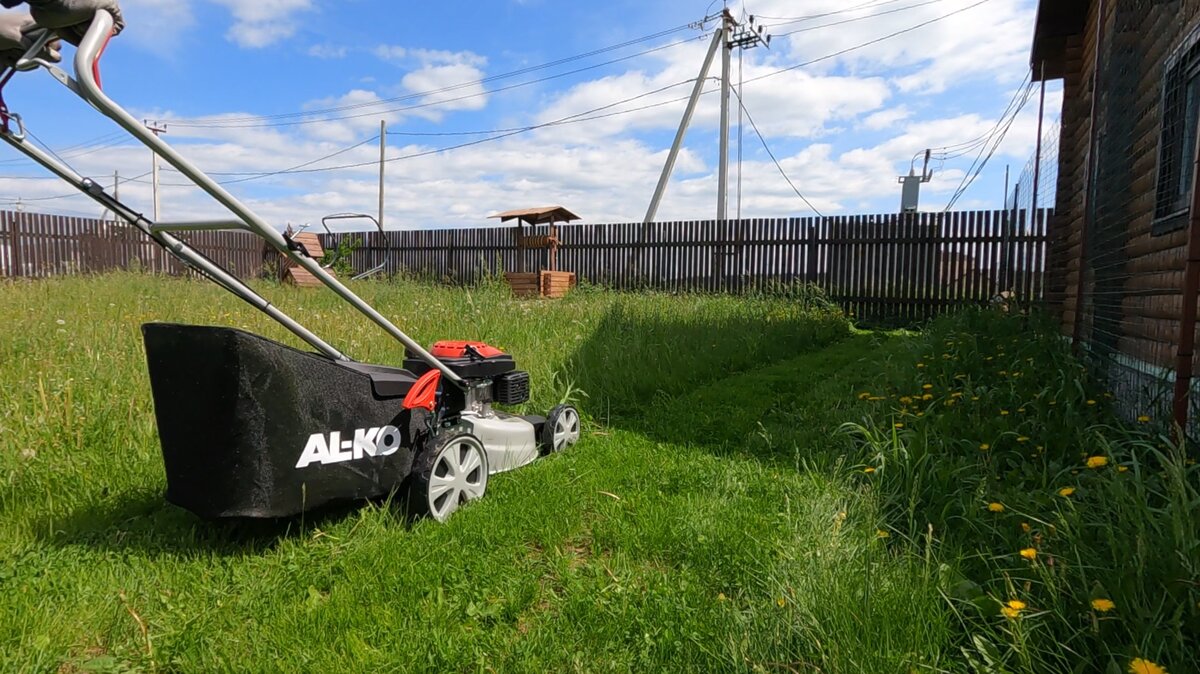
[409,432,489,522]
[542,404,581,453]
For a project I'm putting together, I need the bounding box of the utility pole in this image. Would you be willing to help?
[379,120,386,230]
[645,10,770,226]
[145,120,167,220]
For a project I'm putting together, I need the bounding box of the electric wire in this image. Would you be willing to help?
[731,87,824,217]
[771,0,954,38]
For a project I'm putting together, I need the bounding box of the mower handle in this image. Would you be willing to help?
[65,11,468,387]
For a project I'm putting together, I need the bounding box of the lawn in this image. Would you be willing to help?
[0,274,1195,673]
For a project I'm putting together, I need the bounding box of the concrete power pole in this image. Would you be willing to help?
[644,10,770,226]
[379,120,386,230]
[145,120,167,220]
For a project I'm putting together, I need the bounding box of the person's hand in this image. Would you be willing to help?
[4,1,123,46]
[0,11,61,70]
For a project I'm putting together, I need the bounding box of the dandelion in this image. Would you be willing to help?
[863,467,876,474]
[1128,658,1167,674]
[899,396,913,404]
[1001,606,1021,619]
[1000,409,1010,416]
[718,593,727,602]
[922,384,933,390]
[1137,415,1150,423]
[858,392,872,400]
[1007,599,1026,610]
[1017,436,1030,443]
[917,363,926,368]
[1021,522,1031,533]
[1018,408,1027,414]
[876,529,890,538]
[1118,466,1129,473]
[1019,547,1037,560]
[1091,598,1115,612]
[972,396,980,401]
[1087,399,1097,406]
[1086,456,1108,469]
[987,502,1005,512]
[894,423,904,429]
[980,443,991,451]
[776,597,786,608]
[1058,486,1076,497]
[922,394,933,401]
[951,391,963,398]
[868,396,886,401]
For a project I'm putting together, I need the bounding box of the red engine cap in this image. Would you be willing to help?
[430,340,505,359]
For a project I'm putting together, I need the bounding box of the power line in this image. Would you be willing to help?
[756,0,913,24]
[772,0,954,38]
[731,87,824,217]
[168,33,707,130]
[943,79,1037,210]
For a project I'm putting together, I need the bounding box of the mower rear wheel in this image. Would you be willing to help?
[409,432,489,522]
[542,404,581,453]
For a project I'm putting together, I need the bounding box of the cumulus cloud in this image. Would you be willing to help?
[207,0,313,48]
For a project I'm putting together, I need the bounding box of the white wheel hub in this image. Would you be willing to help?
[426,435,488,522]
[552,407,581,451]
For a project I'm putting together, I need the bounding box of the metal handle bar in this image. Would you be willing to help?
[69,11,465,386]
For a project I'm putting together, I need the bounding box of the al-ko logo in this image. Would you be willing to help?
[296,426,402,468]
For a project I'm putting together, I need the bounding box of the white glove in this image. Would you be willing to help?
[0,10,60,69]
[1,0,123,46]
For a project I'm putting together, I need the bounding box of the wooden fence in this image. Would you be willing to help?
[326,209,1053,325]
[0,210,263,279]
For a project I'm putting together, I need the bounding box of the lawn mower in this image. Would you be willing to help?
[0,6,581,521]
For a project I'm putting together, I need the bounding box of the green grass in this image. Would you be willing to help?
[1,275,1193,673]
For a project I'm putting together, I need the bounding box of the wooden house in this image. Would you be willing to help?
[1033,0,1200,419]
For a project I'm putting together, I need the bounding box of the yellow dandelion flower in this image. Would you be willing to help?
[1001,606,1021,619]
[1128,658,1167,674]
[1020,522,1031,533]
[868,396,886,401]
[858,392,872,400]
[1091,598,1115,612]
[1019,547,1037,560]
[1087,399,1097,406]
[776,597,786,607]
[876,529,890,538]
[980,443,991,451]
[1087,456,1108,469]
[951,391,963,398]
[718,593,727,602]
[863,466,876,474]
[1018,407,1027,413]
[916,412,925,417]
[917,363,926,368]
[972,396,980,401]
[1058,486,1076,497]
[922,394,933,401]
[1118,466,1129,473]
[987,502,1005,512]
[1006,599,1026,610]
[1138,415,1150,423]
[1017,436,1030,443]
[894,422,904,429]
[1000,410,1010,416]
[922,384,933,390]
[899,396,913,404]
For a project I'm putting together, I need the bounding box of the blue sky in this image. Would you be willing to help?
[0,0,1062,229]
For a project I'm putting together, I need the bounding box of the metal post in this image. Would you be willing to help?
[643,26,724,225]
[1030,61,1047,228]
[1171,112,1200,440]
[717,14,731,223]
[378,119,386,230]
[1072,0,1107,354]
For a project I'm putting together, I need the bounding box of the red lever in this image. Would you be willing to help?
[403,369,441,411]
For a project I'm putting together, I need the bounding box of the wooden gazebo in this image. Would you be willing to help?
[489,206,579,298]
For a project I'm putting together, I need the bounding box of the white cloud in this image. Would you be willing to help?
[119,0,195,52]
[308,44,348,59]
[207,0,313,48]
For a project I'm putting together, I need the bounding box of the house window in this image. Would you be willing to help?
[1154,32,1200,233]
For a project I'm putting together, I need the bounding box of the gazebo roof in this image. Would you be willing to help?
[489,206,581,226]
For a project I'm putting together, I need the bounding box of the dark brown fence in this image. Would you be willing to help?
[326,209,1052,324]
[0,210,264,279]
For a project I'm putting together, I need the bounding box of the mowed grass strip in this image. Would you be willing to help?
[0,275,956,672]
